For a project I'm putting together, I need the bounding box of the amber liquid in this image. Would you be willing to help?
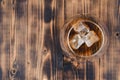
[68,20,103,57]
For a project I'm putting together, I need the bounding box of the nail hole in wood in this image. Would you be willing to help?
[43,48,47,53]
[115,32,120,38]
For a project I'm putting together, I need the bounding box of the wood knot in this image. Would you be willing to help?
[9,68,17,79]
[11,69,16,74]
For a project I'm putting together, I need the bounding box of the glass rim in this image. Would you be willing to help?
[60,14,109,60]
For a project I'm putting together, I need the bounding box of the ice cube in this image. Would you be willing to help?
[84,31,100,47]
[70,34,84,49]
[79,28,90,38]
[73,22,90,33]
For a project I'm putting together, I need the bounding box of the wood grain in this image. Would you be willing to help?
[0,0,119,80]
[0,0,11,80]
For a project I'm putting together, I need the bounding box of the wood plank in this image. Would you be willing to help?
[63,0,77,80]
[98,0,109,80]
[99,0,120,80]
[0,0,11,79]
[40,0,56,80]
[38,0,44,79]
[27,0,41,80]
[54,0,64,80]
[9,0,28,80]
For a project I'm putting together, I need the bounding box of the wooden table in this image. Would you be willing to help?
[0,0,119,80]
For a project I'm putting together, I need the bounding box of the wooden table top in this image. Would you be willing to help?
[0,0,119,80]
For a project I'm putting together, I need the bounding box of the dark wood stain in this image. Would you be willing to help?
[18,44,25,55]
[30,33,36,47]
[52,8,55,21]
[44,7,52,23]
[53,20,63,69]
[30,49,37,68]
[15,65,25,80]
[37,8,41,20]
[16,0,26,3]
[4,43,10,54]
[43,59,51,80]
[44,28,53,50]
[63,62,75,80]
[0,33,3,45]
[86,61,95,80]
[77,68,84,79]
[106,19,113,36]
[15,0,27,18]
[16,45,26,80]
[103,70,117,80]
[0,6,3,23]
[44,0,53,23]
[0,68,2,80]
[44,0,52,6]
[15,4,24,18]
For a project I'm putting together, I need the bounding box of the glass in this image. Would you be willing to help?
[60,15,109,61]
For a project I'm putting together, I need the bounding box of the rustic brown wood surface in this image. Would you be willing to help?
[0,0,119,80]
